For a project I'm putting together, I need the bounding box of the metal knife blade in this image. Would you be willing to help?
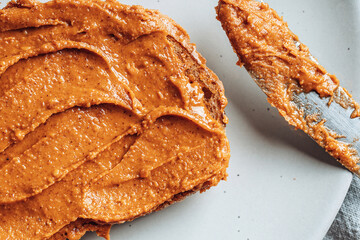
[250,70,360,177]
[217,0,360,176]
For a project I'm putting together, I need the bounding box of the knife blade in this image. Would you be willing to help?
[217,0,360,176]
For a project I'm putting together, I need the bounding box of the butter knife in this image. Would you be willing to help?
[217,0,360,176]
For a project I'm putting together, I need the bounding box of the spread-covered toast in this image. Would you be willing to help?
[0,0,230,239]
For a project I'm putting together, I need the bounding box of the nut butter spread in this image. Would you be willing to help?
[217,0,360,172]
[0,0,230,239]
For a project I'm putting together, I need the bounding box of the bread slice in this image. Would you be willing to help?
[0,0,229,239]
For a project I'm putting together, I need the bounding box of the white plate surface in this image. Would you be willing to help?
[1,0,358,239]
[93,1,357,239]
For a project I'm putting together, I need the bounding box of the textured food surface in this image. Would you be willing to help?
[0,0,230,239]
[217,0,359,172]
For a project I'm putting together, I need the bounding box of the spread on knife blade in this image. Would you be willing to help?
[217,0,360,173]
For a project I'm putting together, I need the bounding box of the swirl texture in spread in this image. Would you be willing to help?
[0,0,230,239]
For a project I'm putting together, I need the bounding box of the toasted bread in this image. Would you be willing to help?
[0,0,229,239]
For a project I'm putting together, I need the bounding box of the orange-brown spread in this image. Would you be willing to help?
[0,0,230,239]
[217,0,359,172]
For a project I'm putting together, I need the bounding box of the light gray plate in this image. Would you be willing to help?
[93,0,355,239]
